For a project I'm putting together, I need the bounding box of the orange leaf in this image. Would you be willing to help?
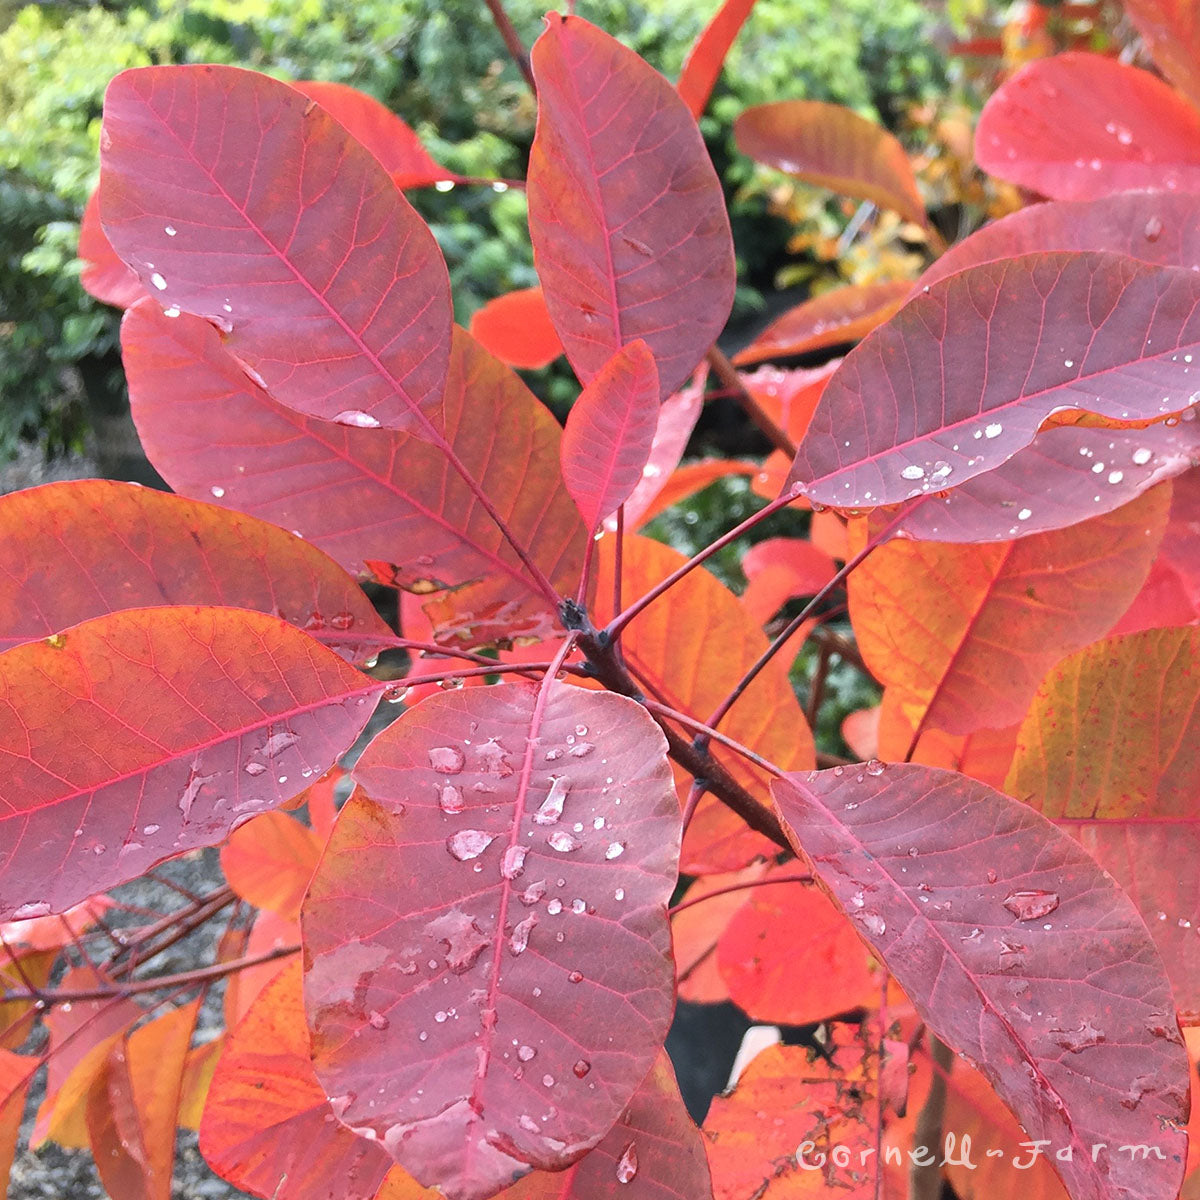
[178,1037,223,1131]
[733,281,911,366]
[594,535,813,872]
[849,487,1169,741]
[736,101,928,226]
[468,287,564,370]
[87,998,201,1200]
[221,811,322,922]
[740,537,836,625]
[223,909,298,1029]
[717,867,879,1024]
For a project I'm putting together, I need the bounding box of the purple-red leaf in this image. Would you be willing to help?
[787,251,1200,510]
[100,65,452,433]
[975,53,1200,201]
[289,80,457,190]
[526,14,735,401]
[916,192,1200,294]
[302,682,680,1200]
[676,0,757,119]
[561,341,660,532]
[121,303,585,646]
[0,479,394,661]
[0,606,382,921]
[771,764,1189,1200]
[735,101,927,227]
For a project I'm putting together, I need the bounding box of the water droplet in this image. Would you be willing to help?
[534,777,569,825]
[1018,508,1032,521]
[547,898,563,915]
[604,841,625,859]
[569,742,595,757]
[614,888,625,901]
[901,464,925,481]
[368,1010,389,1031]
[520,880,547,906]
[501,844,528,880]
[333,409,381,428]
[542,1073,556,1088]
[163,306,181,318]
[143,824,160,836]
[435,179,455,192]
[987,870,998,884]
[1003,889,1060,921]
[547,830,580,853]
[438,784,465,814]
[164,225,177,236]
[447,829,496,861]
[984,423,1003,439]
[1144,215,1164,243]
[573,1059,591,1078]
[567,970,583,984]
[864,759,885,776]
[510,914,537,956]
[430,747,465,774]
[519,1113,539,1133]
[517,1045,536,1062]
[859,913,886,937]
[616,1142,639,1184]
[13,901,50,919]
[210,485,226,498]
[264,730,298,758]
[435,1010,449,1023]
[1132,447,1152,465]
[570,898,586,914]
[1108,470,1124,484]
[244,761,267,777]
[150,272,167,290]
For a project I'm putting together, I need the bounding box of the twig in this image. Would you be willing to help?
[668,872,812,917]
[484,0,537,92]
[705,345,796,456]
[909,1036,953,1200]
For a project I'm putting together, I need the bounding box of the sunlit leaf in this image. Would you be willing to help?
[469,288,564,371]
[676,0,757,118]
[221,811,323,922]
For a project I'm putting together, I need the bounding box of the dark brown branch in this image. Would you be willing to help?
[705,345,796,457]
[484,0,537,92]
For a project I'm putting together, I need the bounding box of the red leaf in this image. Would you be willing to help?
[469,288,564,370]
[1109,557,1200,635]
[917,192,1200,294]
[975,53,1200,201]
[1121,0,1200,112]
[840,707,879,761]
[302,682,680,1200]
[561,340,660,531]
[676,0,757,118]
[289,80,455,190]
[100,65,452,432]
[88,999,201,1200]
[221,811,322,922]
[0,606,382,920]
[740,537,836,625]
[0,479,394,661]
[732,281,911,366]
[735,101,927,227]
[848,487,1168,736]
[788,252,1200,511]
[716,868,878,1024]
[771,764,1190,1200]
[200,961,393,1200]
[616,371,705,529]
[78,188,144,309]
[527,14,735,401]
[1161,464,1200,607]
[122,304,586,646]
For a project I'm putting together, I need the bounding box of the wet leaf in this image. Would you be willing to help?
[101,65,452,432]
[771,763,1190,1200]
[303,682,680,1200]
[975,53,1200,201]
[527,14,735,400]
[0,605,382,920]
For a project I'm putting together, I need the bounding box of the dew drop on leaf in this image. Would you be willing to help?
[534,777,569,825]
[604,841,625,859]
[546,898,563,915]
[520,880,547,906]
[864,759,885,776]
[333,409,382,429]
[1003,889,1060,921]
[243,761,267,777]
[509,914,537,956]
[446,829,495,861]
[616,1142,639,1184]
[572,1059,591,1078]
[517,1045,537,1062]
[368,1010,389,1031]
[547,830,581,853]
[438,784,465,814]
[567,970,583,984]
[429,746,465,774]
[501,844,528,880]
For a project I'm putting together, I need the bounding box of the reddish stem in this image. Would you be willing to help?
[668,872,813,917]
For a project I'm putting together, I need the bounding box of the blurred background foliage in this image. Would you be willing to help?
[0,0,954,459]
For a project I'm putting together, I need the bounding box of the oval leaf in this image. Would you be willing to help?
[771,763,1190,1200]
[975,53,1200,201]
[302,682,680,1200]
[0,606,382,920]
[917,192,1200,294]
[849,487,1168,736]
[527,14,735,400]
[0,479,394,661]
[1122,0,1200,112]
[221,811,322,922]
[289,80,455,190]
[561,340,660,531]
[788,251,1200,509]
[200,962,393,1200]
[735,100,927,227]
[732,280,910,366]
[468,288,564,371]
[122,303,586,647]
[100,65,452,433]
